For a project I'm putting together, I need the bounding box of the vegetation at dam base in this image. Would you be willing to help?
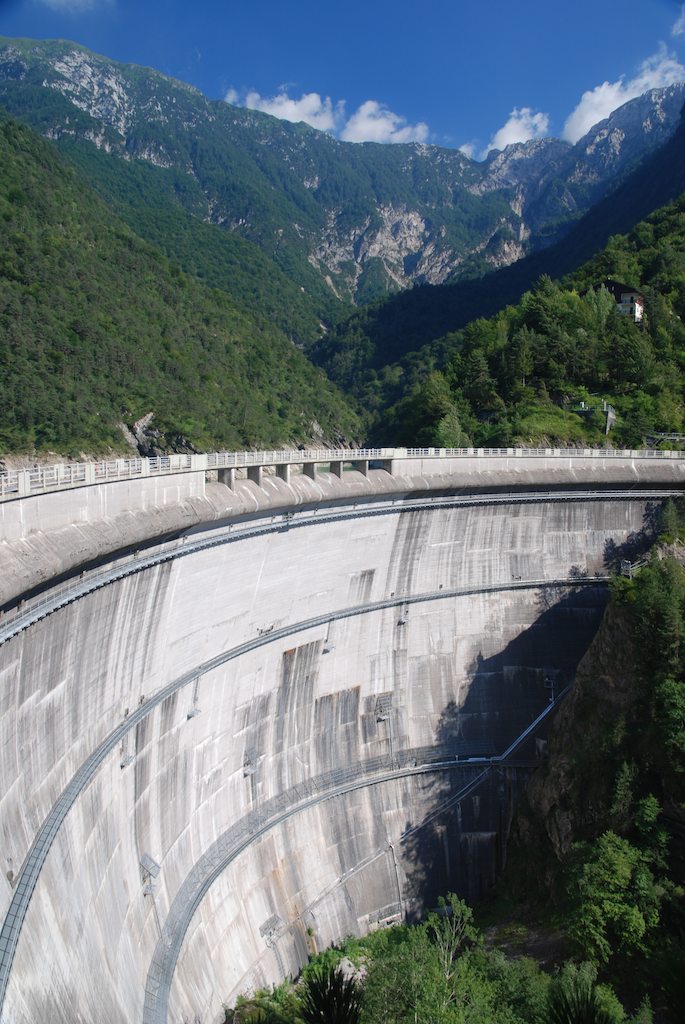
[226,896,648,1024]
[502,503,685,1022]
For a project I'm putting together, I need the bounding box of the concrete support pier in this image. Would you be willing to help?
[247,465,262,486]
[303,463,317,480]
[329,461,344,478]
[276,464,291,484]
[218,467,235,489]
[352,459,369,476]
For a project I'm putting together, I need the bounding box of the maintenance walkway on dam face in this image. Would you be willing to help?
[0,573,606,1019]
[0,448,682,1024]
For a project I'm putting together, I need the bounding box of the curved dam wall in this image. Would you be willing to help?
[3,446,684,607]
[0,457,675,1024]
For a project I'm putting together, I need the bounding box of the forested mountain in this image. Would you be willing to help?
[2,35,685,456]
[320,187,685,449]
[0,36,682,316]
[0,109,361,455]
[312,100,685,389]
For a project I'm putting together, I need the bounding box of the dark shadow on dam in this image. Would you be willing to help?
[603,500,661,572]
[399,584,609,916]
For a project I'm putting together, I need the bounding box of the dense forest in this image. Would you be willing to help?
[309,102,685,418]
[317,193,685,449]
[0,109,361,455]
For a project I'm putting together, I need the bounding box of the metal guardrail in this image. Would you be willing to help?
[0,453,191,500]
[1,446,684,501]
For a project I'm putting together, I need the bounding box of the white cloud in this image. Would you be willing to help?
[458,142,477,159]
[38,0,114,11]
[237,88,344,133]
[225,88,430,144]
[673,5,685,37]
[340,100,429,143]
[563,45,685,143]
[484,107,549,154]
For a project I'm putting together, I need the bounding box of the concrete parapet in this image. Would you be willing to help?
[0,470,206,549]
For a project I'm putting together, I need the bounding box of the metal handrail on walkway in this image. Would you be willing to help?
[142,685,569,1024]
[1,445,684,501]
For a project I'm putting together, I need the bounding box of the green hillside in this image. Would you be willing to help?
[57,137,334,346]
[504,505,685,1019]
[0,109,361,455]
[312,103,685,421]
[324,190,685,449]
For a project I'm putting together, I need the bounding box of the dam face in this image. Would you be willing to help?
[0,453,674,1024]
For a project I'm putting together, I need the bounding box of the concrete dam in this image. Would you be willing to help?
[0,447,683,1024]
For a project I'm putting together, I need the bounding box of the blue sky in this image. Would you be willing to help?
[1,0,685,156]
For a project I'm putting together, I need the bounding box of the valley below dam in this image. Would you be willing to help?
[0,451,679,1024]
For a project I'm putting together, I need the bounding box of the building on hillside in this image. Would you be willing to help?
[602,280,645,323]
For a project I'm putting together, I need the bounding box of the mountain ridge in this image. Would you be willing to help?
[311,97,685,395]
[1,35,682,309]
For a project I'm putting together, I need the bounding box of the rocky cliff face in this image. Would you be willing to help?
[1,37,682,305]
[511,600,639,867]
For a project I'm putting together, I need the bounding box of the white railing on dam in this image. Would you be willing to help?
[1,445,684,501]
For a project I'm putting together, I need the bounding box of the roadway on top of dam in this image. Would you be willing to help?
[1,445,685,501]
